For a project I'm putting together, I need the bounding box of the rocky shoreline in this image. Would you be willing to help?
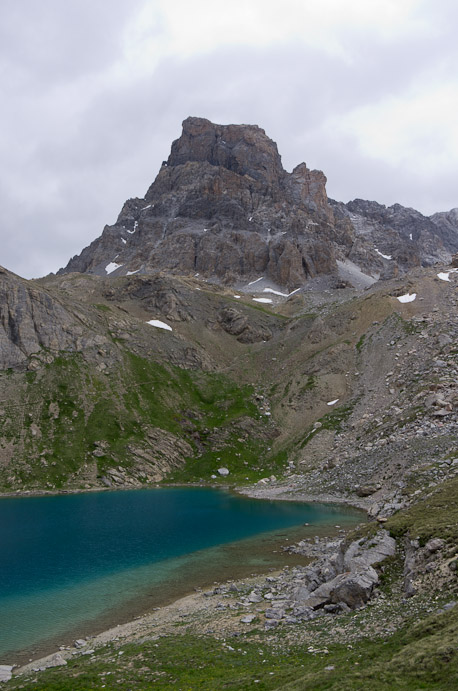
[9,516,454,684]
[1,487,366,680]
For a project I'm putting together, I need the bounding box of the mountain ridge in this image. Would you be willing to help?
[59,116,458,290]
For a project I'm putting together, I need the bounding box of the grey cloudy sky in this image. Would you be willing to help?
[1,0,458,279]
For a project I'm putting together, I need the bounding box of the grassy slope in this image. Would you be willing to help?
[0,350,277,490]
[8,608,457,690]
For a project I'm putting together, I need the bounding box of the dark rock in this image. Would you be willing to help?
[58,118,352,289]
[424,538,445,554]
[355,485,377,497]
[217,307,272,343]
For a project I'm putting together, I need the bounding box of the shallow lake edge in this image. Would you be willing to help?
[2,483,368,674]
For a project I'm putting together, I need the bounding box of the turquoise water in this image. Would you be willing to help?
[0,487,362,660]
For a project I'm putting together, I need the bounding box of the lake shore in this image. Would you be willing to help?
[1,487,366,678]
[0,480,372,515]
[236,482,372,512]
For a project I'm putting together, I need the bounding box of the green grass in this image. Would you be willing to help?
[9,607,458,689]
[0,352,267,490]
[299,375,317,394]
[387,475,458,548]
[355,333,366,352]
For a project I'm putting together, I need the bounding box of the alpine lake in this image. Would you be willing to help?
[0,487,365,662]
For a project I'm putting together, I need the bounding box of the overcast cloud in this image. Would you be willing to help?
[1,0,457,278]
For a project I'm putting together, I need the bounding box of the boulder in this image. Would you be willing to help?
[424,538,445,555]
[0,666,13,682]
[47,653,67,668]
[343,530,396,572]
[240,614,256,624]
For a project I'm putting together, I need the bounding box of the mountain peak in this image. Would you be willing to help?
[166,116,284,187]
[58,117,458,288]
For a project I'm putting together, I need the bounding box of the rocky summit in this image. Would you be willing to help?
[1,118,458,689]
[59,117,458,290]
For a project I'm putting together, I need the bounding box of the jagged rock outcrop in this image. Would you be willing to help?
[58,118,458,289]
[60,117,354,289]
[292,530,396,612]
[330,198,458,277]
[0,266,96,369]
[217,307,272,343]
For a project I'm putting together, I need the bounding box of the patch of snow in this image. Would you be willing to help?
[438,272,451,281]
[327,399,339,406]
[375,248,392,260]
[248,277,263,286]
[126,270,140,275]
[195,273,200,276]
[288,288,301,296]
[141,204,152,210]
[121,238,127,244]
[397,293,416,303]
[233,295,241,299]
[146,319,172,331]
[409,233,413,240]
[127,221,138,235]
[437,269,458,281]
[203,228,208,232]
[263,288,288,297]
[253,298,273,304]
[249,216,253,221]
[105,262,123,274]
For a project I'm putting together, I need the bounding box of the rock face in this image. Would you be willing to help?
[331,198,458,278]
[0,266,90,370]
[60,117,353,289]
[278,530,396,616]
[59,117,458,289]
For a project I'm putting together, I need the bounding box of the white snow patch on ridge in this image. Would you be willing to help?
[105,262,123,274]
[437,269,458,281]
[375,248,392,260]
[253,298,272,304]
[248,277,263,286]
[146,320,172,331]
[263,288,288,297]
[327,399,339,406]
[397,293,416,303]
